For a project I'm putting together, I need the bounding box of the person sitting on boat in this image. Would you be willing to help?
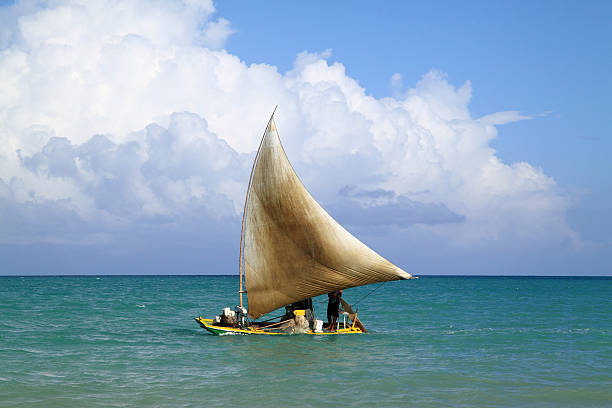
[327,290,342,331]
[283,298,314,322]
[292,297,313,313]
[296,297,314,327]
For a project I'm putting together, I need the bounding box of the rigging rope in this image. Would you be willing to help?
[351,282,386,308]
[314,282,387,307]
[253,313,284,323]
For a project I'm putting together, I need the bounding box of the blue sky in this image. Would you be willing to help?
[216,0,612,243]
[0,0,610,275]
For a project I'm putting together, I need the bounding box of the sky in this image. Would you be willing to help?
[0,0,610,276]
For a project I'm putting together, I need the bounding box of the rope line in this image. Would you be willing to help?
[314,282,387,307]
[351,282,386,308]
[253,314,284,323]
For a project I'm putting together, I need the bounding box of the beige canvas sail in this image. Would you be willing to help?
[243,116,411,319]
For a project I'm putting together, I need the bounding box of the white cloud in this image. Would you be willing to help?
[0,0,579,265]
[478,111,533,126]
[390,72,403,96]
[202,17,235,49]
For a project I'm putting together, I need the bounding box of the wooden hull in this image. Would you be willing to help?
[194,316,364,336]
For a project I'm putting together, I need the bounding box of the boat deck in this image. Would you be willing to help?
[195,316,363,336]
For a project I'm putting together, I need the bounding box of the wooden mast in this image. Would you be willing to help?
[238,106,277,308]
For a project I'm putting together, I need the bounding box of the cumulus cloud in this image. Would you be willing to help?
[330,186,465,227]
[0,0,580,273]
[202,17,235,49]
[15,112,243,225]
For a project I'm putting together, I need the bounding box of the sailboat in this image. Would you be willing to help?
[195,109,414,335]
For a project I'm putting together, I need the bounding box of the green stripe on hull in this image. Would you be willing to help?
[203,325,227,335]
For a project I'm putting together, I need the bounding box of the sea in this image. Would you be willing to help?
[1,275,611,407]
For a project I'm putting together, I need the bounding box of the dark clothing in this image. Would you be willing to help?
[283,298,314,324]
[327,291,341,321]
[291,298,313,311]
[292,298,314,327]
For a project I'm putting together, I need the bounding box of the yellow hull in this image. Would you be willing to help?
[194,316,363,335]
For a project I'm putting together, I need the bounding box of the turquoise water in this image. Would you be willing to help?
[1,276,611,407]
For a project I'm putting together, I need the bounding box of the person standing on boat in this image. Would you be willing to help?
[327,290,342,331]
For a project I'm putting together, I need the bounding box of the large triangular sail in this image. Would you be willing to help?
[242,114,411,319]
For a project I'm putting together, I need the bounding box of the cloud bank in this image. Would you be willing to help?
[0,0,579,274]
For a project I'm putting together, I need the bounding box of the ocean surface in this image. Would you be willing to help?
[1,275,611,407]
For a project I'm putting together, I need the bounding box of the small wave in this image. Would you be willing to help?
[39,372,65,378]
[22,348,44,354]
[136,304,146,308]
[218,331,247,336]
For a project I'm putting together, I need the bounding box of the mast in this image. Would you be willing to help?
[238,106,277,308]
